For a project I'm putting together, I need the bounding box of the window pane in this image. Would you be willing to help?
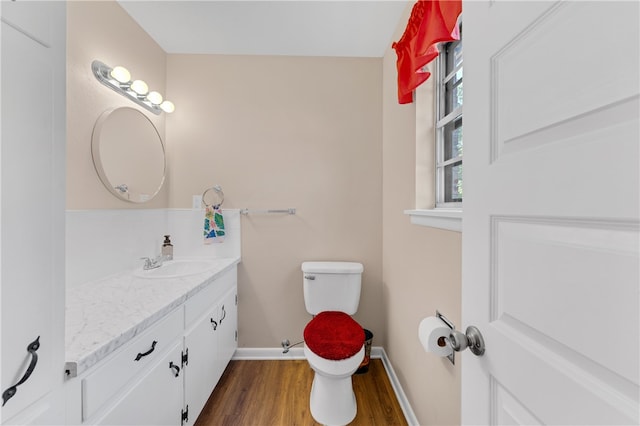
[443,118,463,161]
[446,40,463,74]
[437,30,463,207]
[445,79,463,112]
[453,41,463,68]
[444,161,463,203]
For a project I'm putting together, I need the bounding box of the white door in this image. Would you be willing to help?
[1,1,66,423]
[184,303,220,421]
[462,1,639,425]
[96,342,184,426]
[217,286,238,368]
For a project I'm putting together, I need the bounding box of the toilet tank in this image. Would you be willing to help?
[302,262,363,315]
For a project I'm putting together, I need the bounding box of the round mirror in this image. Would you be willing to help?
[91,107,166,203]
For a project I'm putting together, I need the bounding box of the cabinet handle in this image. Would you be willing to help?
[2,336,41,406]
[134,340,157,361]
[210,318,218,330]
[169,361,180,377]
[220,305,226,324]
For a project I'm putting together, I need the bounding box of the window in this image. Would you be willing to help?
[435,32,463,207]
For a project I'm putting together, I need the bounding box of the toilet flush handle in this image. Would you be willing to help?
[304,275,316,280]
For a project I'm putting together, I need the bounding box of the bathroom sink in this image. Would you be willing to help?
[134,259,219,279]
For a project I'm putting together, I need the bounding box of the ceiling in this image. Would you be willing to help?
[117,1,408,57]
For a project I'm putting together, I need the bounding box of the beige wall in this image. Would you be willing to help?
[67,1,168,209]
[381,3,462,425]
[165,54,384,347]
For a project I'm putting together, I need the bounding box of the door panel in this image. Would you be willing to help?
[462,1,639,424]
[96,342,183,426]
[218,286,238,367]
[184,304,220,421]
[493,218,638,382]
[1,2,65,421]
[489,2,638,159]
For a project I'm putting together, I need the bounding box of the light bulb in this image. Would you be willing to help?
[130,80,149,95]
[147,91,163,105]
[160,100,175,113]
[110,66,131,84]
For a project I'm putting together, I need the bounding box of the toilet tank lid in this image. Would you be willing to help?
[301,262,363,274]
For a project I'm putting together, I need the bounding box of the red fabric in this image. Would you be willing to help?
[392,0,462,104]
[304,311,365,360]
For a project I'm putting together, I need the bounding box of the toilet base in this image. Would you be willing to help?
[309,372,357,426]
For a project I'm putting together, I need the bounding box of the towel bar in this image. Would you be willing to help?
[240,208,296,215]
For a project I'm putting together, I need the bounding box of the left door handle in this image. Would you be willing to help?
[169,361,180,377]
[2,336,41,406]
[135,340,158,361]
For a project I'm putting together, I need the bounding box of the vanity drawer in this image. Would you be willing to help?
[81,307,183,421]
[185,267,236,327]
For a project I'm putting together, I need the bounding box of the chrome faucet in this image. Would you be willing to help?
[140,256,164,270]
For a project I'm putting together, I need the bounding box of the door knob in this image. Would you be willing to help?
[448,326,485,356]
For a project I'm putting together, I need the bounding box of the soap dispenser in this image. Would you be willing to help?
[162,235,173,260]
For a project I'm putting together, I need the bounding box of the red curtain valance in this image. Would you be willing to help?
[392,0,462,104]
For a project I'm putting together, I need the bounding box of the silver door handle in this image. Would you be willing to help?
[447,326,485,356]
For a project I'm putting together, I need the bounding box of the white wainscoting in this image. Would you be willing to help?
[66,209,240,288]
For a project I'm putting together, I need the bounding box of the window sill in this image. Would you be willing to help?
[404,209,462,232]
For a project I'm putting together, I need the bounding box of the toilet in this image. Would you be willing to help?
[302,261,365,426]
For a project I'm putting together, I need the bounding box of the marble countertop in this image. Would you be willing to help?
[65,257,240,378]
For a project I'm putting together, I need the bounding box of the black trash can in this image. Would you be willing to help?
[355,329,374,374]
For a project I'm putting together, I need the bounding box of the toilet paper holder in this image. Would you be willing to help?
[436,311,456,365]
[436,311,486,365]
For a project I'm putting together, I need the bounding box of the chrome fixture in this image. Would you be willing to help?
[281,339,304,354]
[240,208,296,215]
[447,326,486,356]
[436,310,456,365]
[433,310,486,362]
[92,60,175,115]
[202,185,224,208]
[140,256,165,270]
[114,184,129,193]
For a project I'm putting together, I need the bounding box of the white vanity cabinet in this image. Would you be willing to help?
[184,273,238,420]
[75,266,238,425]
[95,342,184,426]
[1,1,66,424]
[216,287,239,375]
[81,307,184,422]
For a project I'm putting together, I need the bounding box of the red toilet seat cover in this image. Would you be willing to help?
[304,311,365,360]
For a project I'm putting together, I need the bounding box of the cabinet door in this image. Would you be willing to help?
[183,304,220,423]
[96,342,183,426]
[0,2,66,423]
[217,286,238,367]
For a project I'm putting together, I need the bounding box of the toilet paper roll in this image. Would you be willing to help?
[418,316,453,357]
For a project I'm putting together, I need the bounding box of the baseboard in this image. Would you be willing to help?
[232,347,418,425]
[232,346,386,360]
[233,347,307,360]
[376,347,419,426]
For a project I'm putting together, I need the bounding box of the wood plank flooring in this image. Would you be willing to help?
[195,359,408,426]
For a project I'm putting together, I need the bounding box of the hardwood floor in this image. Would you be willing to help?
[195,359,408,426]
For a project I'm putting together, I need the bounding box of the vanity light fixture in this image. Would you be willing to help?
[147,90,163,105]
[160,101,175,113]
[130,79,149,96]
[110,66,131,84]
[92,60,175,115]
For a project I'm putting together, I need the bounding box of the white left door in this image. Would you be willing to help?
[1,1,66,423]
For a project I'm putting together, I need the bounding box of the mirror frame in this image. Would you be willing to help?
[91,107,166,203]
